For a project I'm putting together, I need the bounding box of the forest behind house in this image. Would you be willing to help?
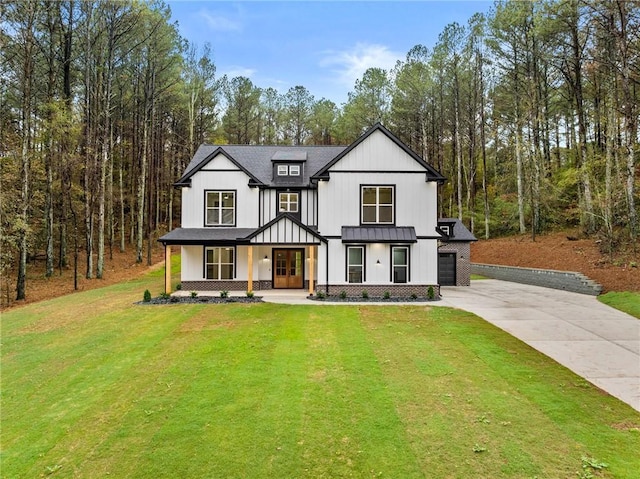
[1,0,638,304]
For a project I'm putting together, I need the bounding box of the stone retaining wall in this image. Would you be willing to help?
[470,263,603,295]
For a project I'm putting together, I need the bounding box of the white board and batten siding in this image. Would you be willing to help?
[250,215,322,245]
[317,130,438,237]
[318,239,438,286]
[181,153,258,229]
[259,189,318,227]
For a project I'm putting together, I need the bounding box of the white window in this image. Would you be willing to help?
[206,191,235,226]
[205,247,234,280]
[347,246,364,283]
[392,246,408,283]
[289,164,300,176]
[361,186,394,224]
[277,164,301,176]
[279,192,299,213]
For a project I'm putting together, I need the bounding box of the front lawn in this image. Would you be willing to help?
[2,269,638,478]
[599,291,640,319]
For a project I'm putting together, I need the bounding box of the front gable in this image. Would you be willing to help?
[175,146,263,187]
[201,152,244,171]
[312,123,445,182]
[246,213,326,245]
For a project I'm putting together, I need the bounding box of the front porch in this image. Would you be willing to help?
[159,213,327,296]
[162,244,319,295]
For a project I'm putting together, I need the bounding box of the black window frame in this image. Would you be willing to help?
[204,246,236,280]
[360,185,395,225]
[204,190,236,227]
[345,245,366,283]
[390,245,409,283]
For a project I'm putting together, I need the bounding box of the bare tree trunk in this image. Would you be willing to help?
[454,71,463,221]
[615,0,638,244]
[480,73,489,239]
[16,0,38,301]
[137,123,148,264]
[83,1,95,279]
[515,126,526,234]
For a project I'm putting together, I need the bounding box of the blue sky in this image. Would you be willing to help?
[167,1,493,105]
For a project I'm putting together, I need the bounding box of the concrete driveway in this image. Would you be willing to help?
[440,280,640,412]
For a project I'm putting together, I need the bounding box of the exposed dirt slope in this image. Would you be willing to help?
[471,231,639,293]
[1,248,165,310]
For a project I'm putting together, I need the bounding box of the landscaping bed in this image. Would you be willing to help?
[308,295,440,303]
[139,295,263,305]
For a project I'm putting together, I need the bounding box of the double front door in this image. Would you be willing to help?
[273,249,304,289]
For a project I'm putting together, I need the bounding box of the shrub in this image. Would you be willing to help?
[246,291,254,298]
[427,286,436,300]
[361,290,369,299]
[383,291,391,299]
[220,290,229,298]
[339,290,347,299]
[411,293,418,300]
[143,289,152,302]
[315,291,325,299]
[159,292,170,300]
[175,283,182,291]
[190,291,198,298]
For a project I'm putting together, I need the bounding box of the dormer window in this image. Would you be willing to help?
[440,225,450,236]
[277,164,301,176]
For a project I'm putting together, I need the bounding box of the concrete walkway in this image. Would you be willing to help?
[440,280,640,412]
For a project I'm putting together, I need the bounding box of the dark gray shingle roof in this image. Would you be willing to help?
[341,226,417,243]
[177,144,347,187]
[438,218,477,242]
[159,228,256,245]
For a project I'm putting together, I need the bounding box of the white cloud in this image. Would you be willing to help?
[220,66,256,79]
[320,43,402,89]
[198,9,242,32]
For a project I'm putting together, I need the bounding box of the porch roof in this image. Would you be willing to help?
[158,228,256,245]
[341,226,417,243]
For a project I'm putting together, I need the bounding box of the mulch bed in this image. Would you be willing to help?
[138,296,263,305]
[308,295,440,303]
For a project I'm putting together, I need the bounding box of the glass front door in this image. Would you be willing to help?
[273,249,304,288]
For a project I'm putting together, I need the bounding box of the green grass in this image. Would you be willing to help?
[2,265,639,478]
[599,291,640,319]
[470,273,489,280]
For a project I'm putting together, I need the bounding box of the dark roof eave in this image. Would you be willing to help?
[441,238,478,243]
[158,238,251,246]
[173,179,191,188]
[342,238,417,244]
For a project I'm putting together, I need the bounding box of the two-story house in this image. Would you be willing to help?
[159,123,447,297]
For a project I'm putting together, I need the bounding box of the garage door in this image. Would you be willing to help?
[438,252,457,286]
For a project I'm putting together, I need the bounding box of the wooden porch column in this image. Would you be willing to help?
[164,245,172,294]
[308,245,315,295]
[247,245,254,292]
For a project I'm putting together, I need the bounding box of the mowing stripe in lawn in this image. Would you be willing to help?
[2,271,638,478]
